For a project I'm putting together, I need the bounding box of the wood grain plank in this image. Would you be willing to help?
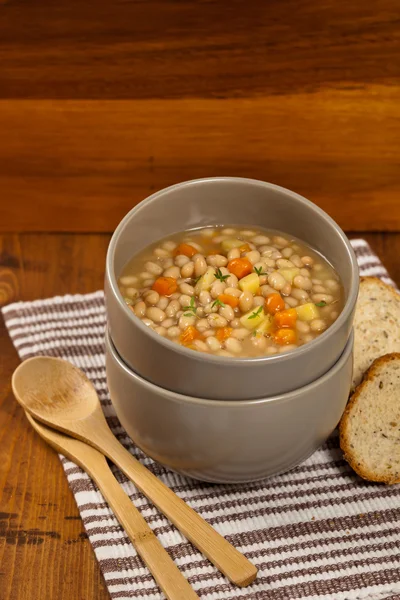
[0,0,399,99]
[0,234,109,600]
[1,90,400,232]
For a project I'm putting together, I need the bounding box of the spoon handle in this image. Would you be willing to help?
[96,428,257,587]
[92,459,200,600]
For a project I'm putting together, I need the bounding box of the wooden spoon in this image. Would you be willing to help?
[12,356,257,588]
[25,411,200,600]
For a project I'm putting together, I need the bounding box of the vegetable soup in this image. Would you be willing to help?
[118,226,344,357]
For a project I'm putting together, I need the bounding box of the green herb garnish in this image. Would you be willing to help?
[254,265,268,277]
[248,306,263,319]
[315,301,327,307]
[193,275,202,285]
[211,298,226,309]
[214,268,229,283]
[183,296,197,317]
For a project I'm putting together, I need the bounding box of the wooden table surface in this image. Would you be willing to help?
[1,0,400,598]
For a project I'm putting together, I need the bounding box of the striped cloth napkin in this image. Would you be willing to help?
[2,239,400,600]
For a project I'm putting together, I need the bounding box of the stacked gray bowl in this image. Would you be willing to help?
[105,177,359,483]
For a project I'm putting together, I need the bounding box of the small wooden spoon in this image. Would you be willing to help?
[25,411,200,600]
[12,356,257,588]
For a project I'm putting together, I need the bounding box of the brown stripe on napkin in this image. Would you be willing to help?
[3,239,400,600]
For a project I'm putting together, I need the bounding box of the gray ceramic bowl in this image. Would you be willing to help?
[105,177,359,400]
[106,328,354,483]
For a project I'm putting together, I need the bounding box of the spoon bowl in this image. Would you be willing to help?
[12,355,257,588]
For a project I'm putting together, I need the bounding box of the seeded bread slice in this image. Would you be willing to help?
[353,277,400,389]
[340,353,400,484]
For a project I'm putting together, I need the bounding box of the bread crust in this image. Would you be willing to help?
[340,352,400,484]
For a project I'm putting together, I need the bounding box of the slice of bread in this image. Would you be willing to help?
[353,277,400,389]
[340,353,400,484]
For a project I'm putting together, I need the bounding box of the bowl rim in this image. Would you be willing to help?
[106,176,359,367]
[106,326,354,407]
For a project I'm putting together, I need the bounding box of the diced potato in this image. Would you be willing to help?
[195,266,216,293]
[296,302,320,321]
[240,307,266,330]
[221,238,244,252]
[278,268,300,283]
[238,272,260,294]
[254,314,273,335]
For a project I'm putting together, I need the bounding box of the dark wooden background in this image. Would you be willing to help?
[1,1,400,599]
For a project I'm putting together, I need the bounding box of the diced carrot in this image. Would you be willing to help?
[173,243,198,258]
[152,276,178,296]
[180,326,202,345]
[265,293,285,315]
[274,308,297,329]
[227,258,253,279]
[239,243,251,253]
[218,293,239,308]
[274,328,297,345]
[216,326,233,342]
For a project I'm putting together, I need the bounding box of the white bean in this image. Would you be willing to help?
[312,293,333,304]
[331,310,339,320]
[143,290,159,305]
[279,344,297,353]
[222,228,236,235]
[253,296,265,307]
[217,350,234,357]
[231,328,251,340]
[145,261,163,276]
[181,261,194,278]
[260,245,276,257]
[266,346,278,355]
[276,258,294,269]
[201,228,216,237]
[225,337,242,354]
[199,290,212,305]
[210,280,226,299]
[251,334,267,351]
[120,275,138,286]
[196,318,209,331]
[272,235,289,248]
[282,247,294,258]
[162,240,177,252]
[167,326,180,338]
[302,334,315,343]
[163,266,180,279]
[231,318,241,328]
[226,274,238,288]
[271,250,283,260]
[179,315,196,329]
[125,287,139,300]
[301,255,314,267]
[312,278,323,285]
[310,319,327,332]
[157,297,169,310]
[227,248,240,260]
[291,288,309,302]
[252,235,270,245]
[285,296,299,307]
[134,301,146,317]
[313,264,323,272]
[207,314,228,328]
[161,318,175,328]
[206,336,221,352]
[225,287,241,298]
[165,299,180,317]
[142,279,155,288]
[313,285,327,294]
[203,329,215,338]
[291,254,303,268]
[174,255,190,268]
[180,282,195,296]
[296,320,310,333]
[281,282,292,297]
[268,271,286,291]
[154,248,170,258]
[139,271,153,280]
[260,284,277,297]
[239,290,253,312]
[193,339,209,352]
[219,304,235,321]
[246,250,261,265]
[300,268,310,277]
[146,307,166,323]
[293,275,312,290]
[204,302,217,315]
[196,306,205,318]
[240,229,256,237]
[325,279,340,291]
[179,294,192,307]
[194,255,207,277]
[142,318,154,327]
[155,326,167,336]
[207,254,228,267]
